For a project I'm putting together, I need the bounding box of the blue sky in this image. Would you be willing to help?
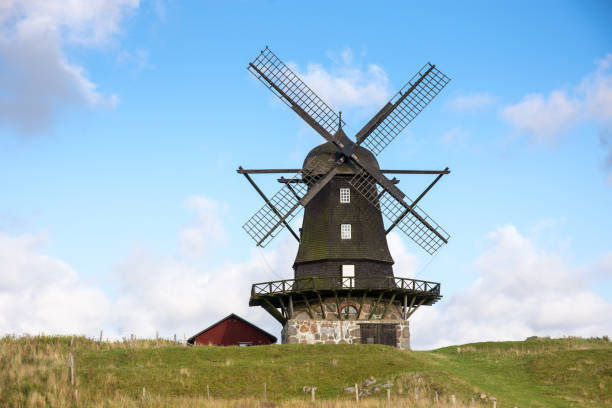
[1,1,611,349]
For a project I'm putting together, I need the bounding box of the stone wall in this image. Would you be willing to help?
[282,319,410,349]
[281,296,410,349]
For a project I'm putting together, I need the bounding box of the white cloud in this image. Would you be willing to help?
[0,232,110,335]
[387,232,419,277]
[3,203,610,347]
[500,54,612,144]
[0,0,139,44]
[580,54,612,122]
[0,196,296,339]
[179,196,227,257]
[446,92,495,112]
[411,225,612,349]
[0,0,138,135]
[290,48,391,110]
[112,236,298,338]
[500,91,580,143]
[584,55,612,183]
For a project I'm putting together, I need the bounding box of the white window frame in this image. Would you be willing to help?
[340,224,351,239]
[342,264,355,288]
[339,188,350,203]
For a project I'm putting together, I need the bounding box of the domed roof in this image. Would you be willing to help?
[303,141,380,175]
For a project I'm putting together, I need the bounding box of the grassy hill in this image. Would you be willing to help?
[1,335,610,407]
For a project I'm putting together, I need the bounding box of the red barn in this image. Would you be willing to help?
[187,313,277,346]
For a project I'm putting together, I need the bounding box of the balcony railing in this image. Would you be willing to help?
[251,276,440,297]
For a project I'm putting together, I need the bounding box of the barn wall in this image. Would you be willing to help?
[194,317,274,346]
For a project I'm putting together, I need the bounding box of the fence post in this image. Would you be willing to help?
[311,387,315,402]
[142,387,146,398]
[493,401,497,408]
[387,388,390,402]
[435,390,439,404]
[452,394,456,408]
[415,386,419,401]
[207,384,210,400]
[69,352,75,386]
[355,383,359,402]
[264,382,267,400]
[99,329,103,344]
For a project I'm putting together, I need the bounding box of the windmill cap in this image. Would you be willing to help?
[303,141,380,175]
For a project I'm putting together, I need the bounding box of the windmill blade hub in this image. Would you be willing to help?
[303,141,380,177]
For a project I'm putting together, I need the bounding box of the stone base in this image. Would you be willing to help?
[282,319,410,349]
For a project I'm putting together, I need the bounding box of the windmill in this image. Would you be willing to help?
[238,47,450,348]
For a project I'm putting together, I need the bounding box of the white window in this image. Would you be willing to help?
[341,224,351,239]
[342,264,355,288]
[341,305,358,315]
[340,188,350,203]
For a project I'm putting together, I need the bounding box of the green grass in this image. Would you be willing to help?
[422,337,612,407]
[1,335,610,407]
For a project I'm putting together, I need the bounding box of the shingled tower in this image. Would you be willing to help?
[239,47,451,349]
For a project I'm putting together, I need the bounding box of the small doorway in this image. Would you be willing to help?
[359,323,397,347]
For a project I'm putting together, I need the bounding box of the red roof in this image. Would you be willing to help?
[187,313,277,346]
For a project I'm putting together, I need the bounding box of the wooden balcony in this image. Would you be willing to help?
[249,276,442,324]
[251,276,440,298]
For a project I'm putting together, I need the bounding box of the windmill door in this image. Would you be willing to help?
[359,323,397,346]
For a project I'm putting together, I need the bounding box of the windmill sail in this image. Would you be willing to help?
[358,63,450,156]
[248,47,344,140]
[244,48,451,254]
[243,165,324,247]
[348,169,449,255]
